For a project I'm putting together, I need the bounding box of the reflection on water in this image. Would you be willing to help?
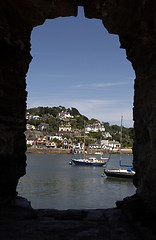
[17,153,136,209]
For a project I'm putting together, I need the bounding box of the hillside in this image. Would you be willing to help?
[26,106,134,147]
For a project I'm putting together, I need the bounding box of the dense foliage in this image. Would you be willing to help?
[28,106,66,117]
[27,107,134,147]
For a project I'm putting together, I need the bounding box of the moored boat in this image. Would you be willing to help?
[104,167,135,178]
[71,121,107,166]
[103,116,135,179]
[71,157,106,166]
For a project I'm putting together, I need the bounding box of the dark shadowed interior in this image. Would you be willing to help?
[0,1,156,239]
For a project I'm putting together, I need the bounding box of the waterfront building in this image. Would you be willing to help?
[26,137,36,146]
[48,135,63,141]
[61,137,72,149]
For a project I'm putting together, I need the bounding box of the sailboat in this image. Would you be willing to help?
[104,116,135,178]
[71,121,107,166]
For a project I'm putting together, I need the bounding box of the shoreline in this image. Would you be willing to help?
[26,148,71,154]
[26,148,133,155]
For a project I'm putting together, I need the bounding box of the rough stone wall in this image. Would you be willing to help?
[0,0,156,211]
[83,0,156,210]
[0,40,29,204]
[0,0,77,205]
[0,1,32,204]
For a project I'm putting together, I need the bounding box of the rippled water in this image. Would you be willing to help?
[17,153,136,209]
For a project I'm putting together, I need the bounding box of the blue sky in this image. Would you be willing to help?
[26,7,135,127]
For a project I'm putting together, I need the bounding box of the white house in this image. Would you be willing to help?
[46,141,57,148]
[88,143,101,149]
[26,137,36,146]
[33,115,40,120]
[104,141,120,151]
[94,140,120,151]
[72,142,84,150]
[85,121,105,133]
[102,131,112,138]
[57,111,74,119]
[59,119,71,132]
[26,124,36,130]
[26,113,40,121]
[48,135,62,141]
[61,138,72,149]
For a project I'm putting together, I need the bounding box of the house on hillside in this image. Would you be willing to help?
[57,111,74,120]
[104,140,120,151]
[89,139,120,151]
[85,121,105,133]
[26,112,41,121]
[59,119,71,132]
[26,137,36,146]
[102,131,112,138]
[72,142,84,153]
[61,138,72,149]
[36,136,47,147]
[88,142,101,149]
[33,115,40,120]
[48,135,63,141]
[26,124,36,130]
[46,141,57,148]
[38,123,50,131]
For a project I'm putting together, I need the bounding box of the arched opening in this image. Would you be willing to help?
[0,0,156,215]
[0,1,156,238]
[18,7,136,209]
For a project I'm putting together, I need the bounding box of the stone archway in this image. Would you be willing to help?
[0,0,156,211]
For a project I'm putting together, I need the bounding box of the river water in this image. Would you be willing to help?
[17,153,136,209]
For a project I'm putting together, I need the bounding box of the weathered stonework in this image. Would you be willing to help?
[84,0,156,210]
[0,0,77,205]
[0,0,156,214]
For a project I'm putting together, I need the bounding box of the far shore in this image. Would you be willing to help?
[26,147,133,155]
[26,148,71,154]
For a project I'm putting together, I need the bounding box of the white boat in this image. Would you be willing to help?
[104,116,135,179]
[71,157,107,166]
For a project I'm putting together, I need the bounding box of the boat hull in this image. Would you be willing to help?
[104,169,135,179]
[72,159,106,166]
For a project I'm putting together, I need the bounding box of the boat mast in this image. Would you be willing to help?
[120,116,123,164]
[100,137,102,159]
[83,120,85,159]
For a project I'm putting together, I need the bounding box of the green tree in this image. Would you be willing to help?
[52,138,62,148]
[87,131,103,140]
[45,117,59,132]
[27,119,41,126]
[85,138,96,146]
[68,107,80,116]
[88,118,98,124]
[62,134,71,139]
